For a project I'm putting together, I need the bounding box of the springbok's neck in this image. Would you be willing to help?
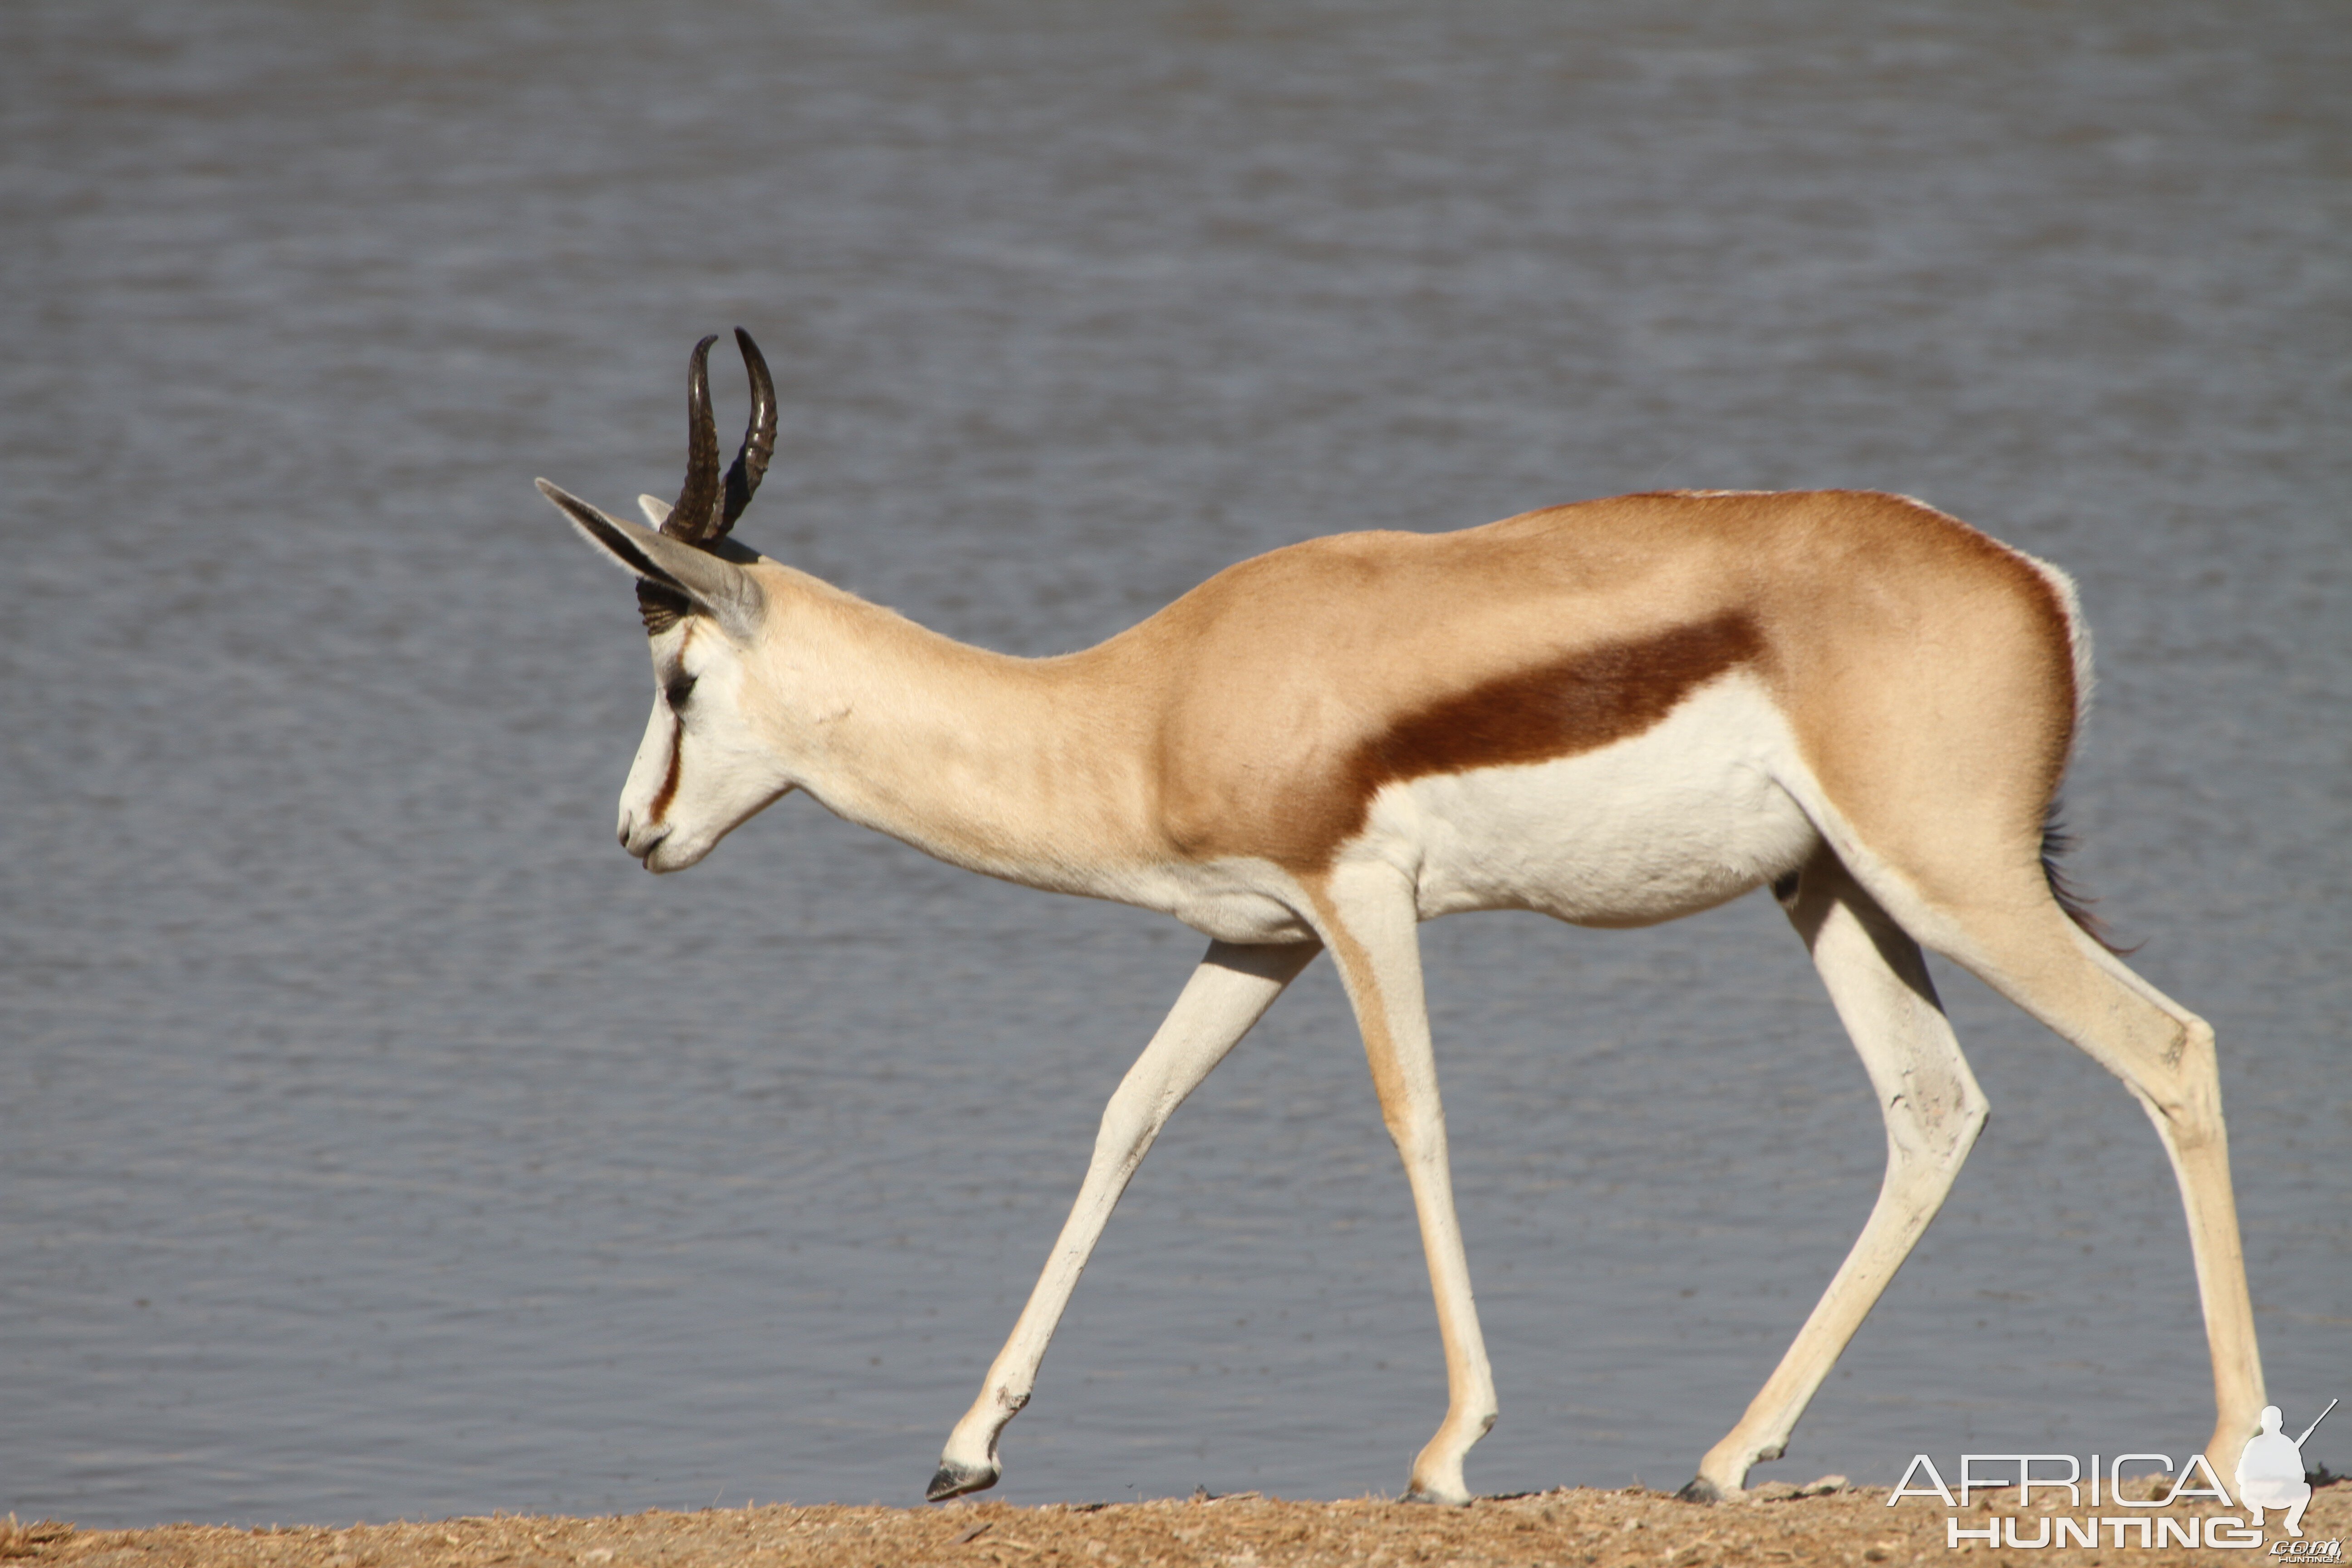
[757,572,1151,893]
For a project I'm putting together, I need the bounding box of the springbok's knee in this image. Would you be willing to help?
[2182,1013,2219,1074]
[1886,1076,1988,1172]
[2131,1012,2226,1143]
[1374,1098,1446,1162]
[1092,1088,1161,1167]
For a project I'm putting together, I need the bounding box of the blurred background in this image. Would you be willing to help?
[2,0,2345,1529]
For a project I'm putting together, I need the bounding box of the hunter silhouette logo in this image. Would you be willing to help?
[2240,1400,2335,1539]
[1887,1397,2338,1551]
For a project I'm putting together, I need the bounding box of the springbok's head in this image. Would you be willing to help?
[538,329,788,872]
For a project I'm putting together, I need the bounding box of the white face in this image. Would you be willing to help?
[616,618,793,872]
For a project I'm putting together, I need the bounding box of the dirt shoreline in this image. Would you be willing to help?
[7,1481,2342,1568]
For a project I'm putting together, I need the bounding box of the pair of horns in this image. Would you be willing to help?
[664,327,776,546]
[638,329,774,632]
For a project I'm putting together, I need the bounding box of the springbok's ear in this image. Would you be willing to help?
[536,479,764,642]
[637,495,673,529]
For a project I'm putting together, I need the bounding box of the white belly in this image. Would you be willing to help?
[1132,672,1818,941]
[1385,671,1817,926]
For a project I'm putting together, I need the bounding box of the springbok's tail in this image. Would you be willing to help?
[2012,549,2127,953]
[2041,800,2134,956]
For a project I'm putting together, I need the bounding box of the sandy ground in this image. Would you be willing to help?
[7,1479,2343,1568]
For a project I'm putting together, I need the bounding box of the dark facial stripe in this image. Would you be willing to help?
[648,715,684,823]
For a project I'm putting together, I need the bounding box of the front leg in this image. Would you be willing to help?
[1305,863,1497,1506]
[927,938,1319,1501]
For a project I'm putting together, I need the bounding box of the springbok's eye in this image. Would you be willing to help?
[665,673,697,710]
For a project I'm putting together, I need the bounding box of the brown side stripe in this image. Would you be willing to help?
[1299,613,1765,866]
[1355,612,1764,789]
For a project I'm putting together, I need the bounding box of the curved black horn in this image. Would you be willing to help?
[714,327,776,539]
[666,333,723,542]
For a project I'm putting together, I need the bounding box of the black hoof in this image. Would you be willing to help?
[926,1460,999,1502]
[1675,1476,1725,1504]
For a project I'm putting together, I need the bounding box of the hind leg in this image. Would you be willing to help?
[1837,842,2267,1480]
[1681,849,1989,1501]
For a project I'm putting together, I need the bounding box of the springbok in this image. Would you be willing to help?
[537,329,2265,1506]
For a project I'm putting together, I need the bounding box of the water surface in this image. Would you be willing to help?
[3,0,2347,1527]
